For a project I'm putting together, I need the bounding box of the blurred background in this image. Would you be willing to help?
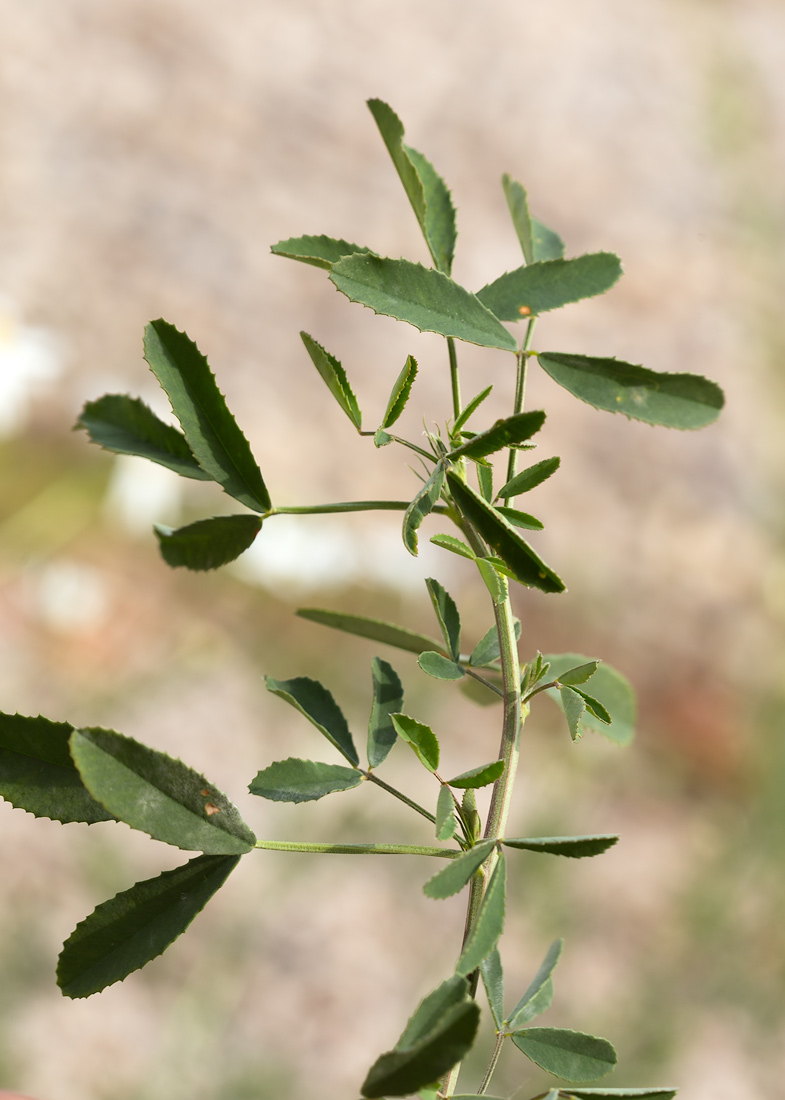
[1,1,784,1098]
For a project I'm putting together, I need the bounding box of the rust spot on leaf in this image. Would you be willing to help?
[204,803,221,815]
[518,305,531,316]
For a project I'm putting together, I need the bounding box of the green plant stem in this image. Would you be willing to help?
[462,665,504,697]
[269,500,448,517]
[365,771,437,824]
[477,1031,505,1095]
[254,839,457,858]
[447,337,462,421]
[504,319,537,494]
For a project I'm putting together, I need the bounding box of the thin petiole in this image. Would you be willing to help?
[477,1030,505,1095]
[268,500,448,517]
[447,337,462,422]
[505,318,537,493]
[364,771,437,825]
[462,665,504,698]
[254,839,458,858]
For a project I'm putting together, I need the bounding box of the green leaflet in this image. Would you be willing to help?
[154,514,262,571]
[382,355,418,429]
[502,835,619,858]
[249,758,362,803]
[510,1027,617,1082]
[496,506,544,531]
[456,853,506,975]
[418,651,465,681]
[398,974,470,1047]
[265,676,359,766]
[452,385,493,433]
[543,655,636,746]
[557,660,600,686]
[498,456,561,499]
[69,728,256,855]
[477,558,508,605]
[330,255,517,353]
[532,218,566,261]
[57,854,240,998]
[143,320,270,512]
[270,234,373,270]
[0,713,114,825]
[446,761,504,789]
[423,840,495,900]
[477,462,494,502]
[560,685,587,741]
[571,688,611,726]
[469,618,521,668]
[300,333,362,430]
[501,174,534,264]
[391,714,439,773]
[447,473,565,594]
[477,254,622,320]
[75,394,210,481]
[479,946,504,1029]
[430,533,475,560]
[538,352,725,430]
[403,463,445,556]
[367,99,456,274]
[425,577,461,659]
[449,410,545,462]
[506,938,563,1028]
[435,784,457,841]
[561,1090,677,1099]
[296,607,442,656]
[367,657,404,769]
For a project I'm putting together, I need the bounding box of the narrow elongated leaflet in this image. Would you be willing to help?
[544,654,636,746]
[249,758,362,803]
[480,946,505,1028]
[436,784,457,841]
[452,384,493,432]
[57,854,239,998]
[70,728,255,854]
[265,676,359,766]
[449,410,545,461]
[501,174,534,264]
[496,506,544,531]
[297,608,442,655]
[330,255,518,352]
[0,713,113,824]
[367,99,456,274]
[506,939,563,1028]
[447,472,565,594]
[76,394,210,480]
[155,514,262,571]
[498,456,561,499]
[502,835,619,858]
[423,840,495,899]
[477,253,622,320]
[418,651,465,681]
[270,233,372,270]
[572,688,611,725]
[404,463,445,555]
[456,853,506,975]
[538,352,724,429]
[470,619,521,668]
[391,714,439,772]
[367,658,404,768]
[398,974,469,1047]
[446,761,504,789]
[477,462,494,502]
[300,333,362,429]
[557,660,600,686]
[477,558,507,604]
[382,355,418,428]
[561,1089,677,1099]
[143,320,270,511]
[430,533,475,560]
[425,577,461,659]
[532,218,566,261]
[560,685,586,741]
[510,1027,617,1082]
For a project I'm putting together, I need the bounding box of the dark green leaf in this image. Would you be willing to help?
[270,233,373,270]
[562,1089,676,1099]
[558,661,600,687]
[538,352,724,430]
[498,457,561,499]
[453,385,494,433]
[457,854,506,975]
[436,784,457,841]
[70,728,255,854]
[477,254,622,320]
[496,506,544,531]
[423,840,495,900]
[330,255,517,352]
[449,411,545,461]
[143,320,270,512]
[248,758,361,803]
[543,655,636,746]
[382,355,418,429]
[430,534,476,560]
[398,974,469,1047]
[0,713,114,824]
[404,463,445,556]
[425,577,461,660]
[532,219,566,261]
[58,854,239,998]
[446,761,504,789]
[300,333,362,430]
[502,835,619,858]
[560,686,586,741]
[480,947,504,1029]
[572,689,611,725]
[418,652,465,681]
[368,657,404,769]
[506,939,563,1028]
[296,608,442,656]
[75,394,210,481]
[265,676,359,766]
[154,514,262,571]
[469,618,521,668]
[510,1027,617,1082]
[501,174,534,264]
[391,714,439,772]
[447,473,565,594]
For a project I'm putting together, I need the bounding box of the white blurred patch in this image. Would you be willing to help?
[27,560,110,633]
[0,295,64,436]
[105,455,183,535]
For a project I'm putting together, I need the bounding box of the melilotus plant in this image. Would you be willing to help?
[0,100,723,1100]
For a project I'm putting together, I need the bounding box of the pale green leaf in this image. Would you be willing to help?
[469,618,521,668]
[446,761,504,789]
[436,784,457,841]
[398,974,469,1048]
[391,714,439,772]
[265,676,359,765]
[506,938,563,1028]
[248,758,361,803]
[430,534,476,560]
[501,174,534,264]
[300,332,362,429]
[418,652,465,681]
[456,854,506,975]
[532,218,566,261]
[296,608,442,656]
[154,514,261,571]
[543,655,636,746]
[480,946,505,1028]
[382,355,418,429]
[560,685,586,741]
[423,840,495,900]
[510,1027,617,1082]
[368,657,404,768]
[270,234,372,270]
[478,254,622,320]
[572,688,611,725]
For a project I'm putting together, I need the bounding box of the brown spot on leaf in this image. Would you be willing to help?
[204,803,221,815]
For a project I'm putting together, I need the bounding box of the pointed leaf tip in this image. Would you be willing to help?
[300,332,362,429]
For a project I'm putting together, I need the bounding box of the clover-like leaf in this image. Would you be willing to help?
[368,657,404,768]
[544,655,636,746]
[446,761,504,789]
[449,411,545,462]
[270,234,373,270]
[510,1027,617,1082]
[480,946,504,1029]
[404,463,445,556]
[498,456,561,499]
[265,676,359,766]
[502,835,618,859]
[506,939,563,1028]
[418,651,465,681]
[477,254,622,321]
[456,853,506,975]
[248,758,362,803]
[300,333,362,430]
[423,840,495,900]
[436,784,457,841]
[297,608,442,656]
[425,577,461,660]
[382,355,418,429]
[391,714,439,773]
[155,514,261,571]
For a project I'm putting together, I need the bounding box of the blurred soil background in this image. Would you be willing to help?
[1,1,785,1098]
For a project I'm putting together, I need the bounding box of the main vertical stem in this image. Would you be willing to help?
[447,337,462,421]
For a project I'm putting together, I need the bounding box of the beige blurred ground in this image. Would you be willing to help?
[1,1,785,1098]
